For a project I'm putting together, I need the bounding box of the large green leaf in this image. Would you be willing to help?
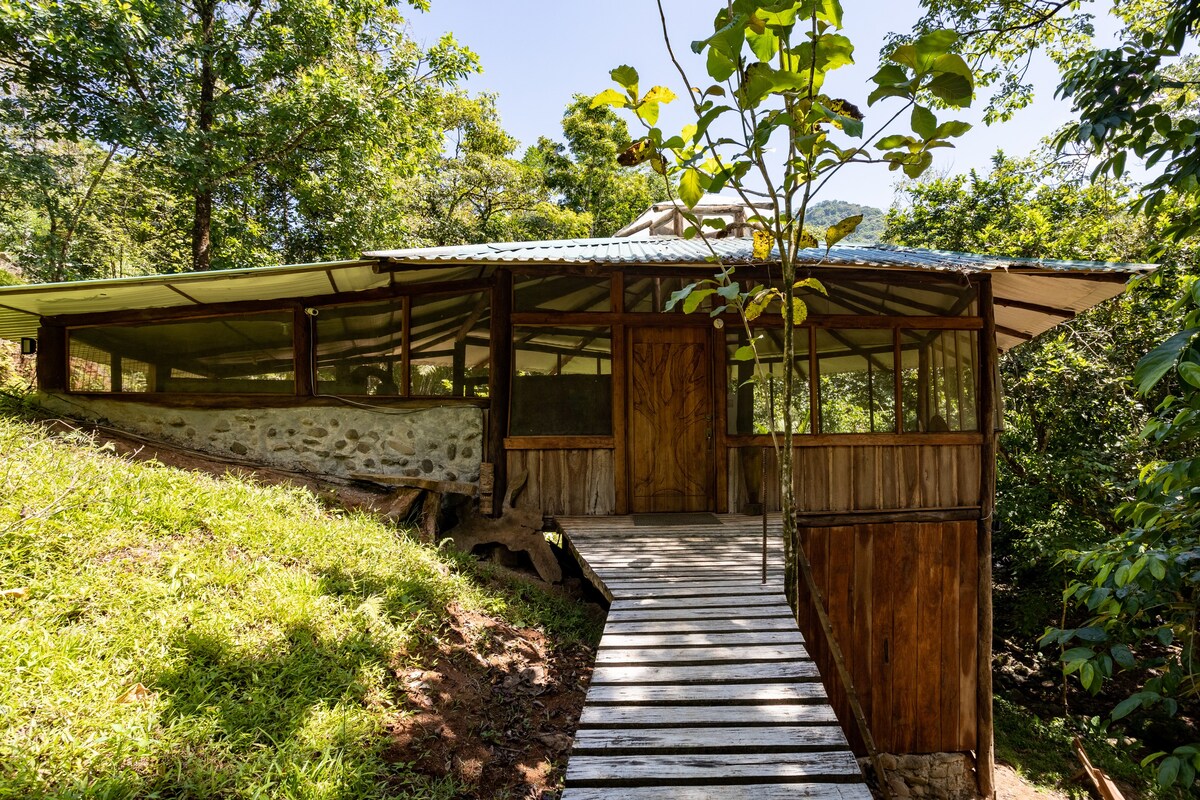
[926,72,973,107]
[683,287,715,313]
[590,88,627,110]
[679,168,705,208]
[707,47,737,82]
[825,214,862,250]
[1111,695,1142,720]
[914,29,959,70]
[1134,329,1200,393]
[911,105,937,139]
[934,120,972,138]
[610,65,639,96]
[1179,359,1200,388]
[747,27,780,61]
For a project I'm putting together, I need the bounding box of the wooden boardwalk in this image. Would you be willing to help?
[558,514,871,800]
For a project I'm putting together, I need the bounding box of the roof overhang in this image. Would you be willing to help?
[0,239,1155,352]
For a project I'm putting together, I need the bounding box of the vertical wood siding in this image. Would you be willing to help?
[795,521,979,755]
[728,444,982,513]
[507,449,616,516]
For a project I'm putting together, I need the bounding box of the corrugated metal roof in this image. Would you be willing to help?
[0,236,1155,348]
[365,237,1155,274]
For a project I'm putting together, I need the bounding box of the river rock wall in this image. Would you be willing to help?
[37,394,484,483]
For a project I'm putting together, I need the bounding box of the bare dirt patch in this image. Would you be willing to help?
[388,604,594,799]
[995,763,1070,800]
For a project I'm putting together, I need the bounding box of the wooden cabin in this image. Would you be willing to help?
[0,199,1152,779]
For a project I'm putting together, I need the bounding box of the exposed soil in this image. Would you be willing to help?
[995,763,1071,800]
[387,603,595,799]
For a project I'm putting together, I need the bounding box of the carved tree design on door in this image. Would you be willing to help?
[629,327,715,512]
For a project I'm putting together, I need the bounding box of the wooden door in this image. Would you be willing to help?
[628,326,715,512]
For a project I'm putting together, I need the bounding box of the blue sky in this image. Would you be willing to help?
[407,1,1123,210]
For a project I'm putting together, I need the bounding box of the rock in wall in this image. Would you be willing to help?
[37,394,484,483]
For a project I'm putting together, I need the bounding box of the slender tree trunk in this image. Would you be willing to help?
[59,144,118,273]
[191,0,217,271]
[780,250,797,603]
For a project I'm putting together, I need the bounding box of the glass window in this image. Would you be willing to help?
[515,275,610,312]
[726,328,811,434]
[69,313,295,393]
[408,292,490,397]
[817,328,896,433]
[511,326,611,436]
[901,330,978,432]
[314,300,404,396]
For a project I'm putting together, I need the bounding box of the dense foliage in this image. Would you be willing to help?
[0,4,655,282]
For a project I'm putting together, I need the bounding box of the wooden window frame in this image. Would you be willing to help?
[50,277,495,407]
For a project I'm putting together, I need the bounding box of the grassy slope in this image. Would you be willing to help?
[0,411,599,799]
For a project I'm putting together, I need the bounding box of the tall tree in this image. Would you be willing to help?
[528,95,669,237]
[594,1,975,790]
[0,0,476,270]
[407,93,591,247]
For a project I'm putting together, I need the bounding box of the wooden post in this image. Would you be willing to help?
[36,323,67,393]
[403,297,412,398]
[110,353,123,393]
[293,305,314,396]
[488,269,513,518]
[976,275,997,797]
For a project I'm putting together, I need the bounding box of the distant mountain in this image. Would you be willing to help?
[805,200,885,244]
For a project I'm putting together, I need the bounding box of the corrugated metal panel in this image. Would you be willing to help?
[366,237,1156,274]
[0,236,1153,346]
[991,273,1130,352]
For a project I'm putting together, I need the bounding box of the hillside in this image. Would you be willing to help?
[0,408,601,799]
[806,200,886,243]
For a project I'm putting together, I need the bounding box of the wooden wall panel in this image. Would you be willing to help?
[505,449,615,516]
[795,521,978,755]
[727,444,981,513]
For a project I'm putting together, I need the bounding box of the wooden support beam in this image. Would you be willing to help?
[995,323,1034,341]
[293,305,314,396]
[976,274,997,798]
[993,296,1075,318]
[36,324,67,392]
[349,473,478,496]
[1073,737,1126,800]
[489,269,514,518]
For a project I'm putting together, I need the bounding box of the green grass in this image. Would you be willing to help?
[0,411,599,799]
[995,692,1185,799]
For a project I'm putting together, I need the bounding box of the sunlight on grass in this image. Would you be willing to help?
[0,412,596,798]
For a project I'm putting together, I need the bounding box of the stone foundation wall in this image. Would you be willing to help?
[864,753,977,800]
[38,394,484,483]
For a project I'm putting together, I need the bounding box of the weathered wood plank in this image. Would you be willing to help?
[562,784,872,800]
[606,606,795,622]
[603,617,799,634]
[585,681,828,704]
[572,725,851,752]
[603,576,786,588]
[599,631,805,649]
[564,751,863,783]
[560,515,868,798]
[596,645,807,665]
[610,595,788,609]
[590,661,819,684]
[578,703,841,728]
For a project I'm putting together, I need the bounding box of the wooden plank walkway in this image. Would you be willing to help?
[558,514,871,800]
